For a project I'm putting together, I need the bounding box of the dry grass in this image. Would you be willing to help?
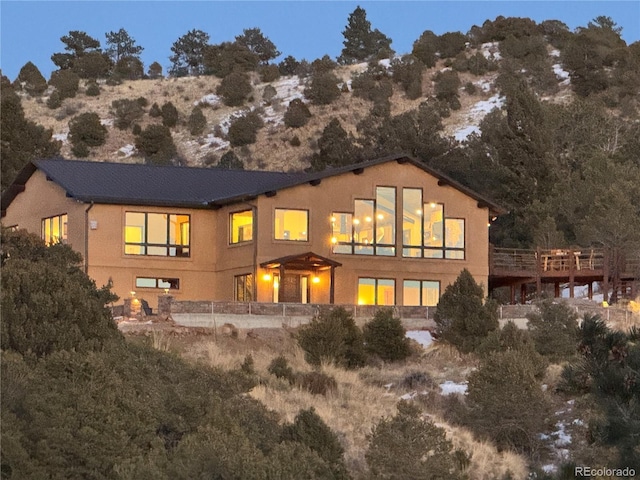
[173,330,528,479]
[18,58,533,171]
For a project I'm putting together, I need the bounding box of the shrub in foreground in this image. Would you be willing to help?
[297,307,366,369]
[366,401,468,479]
[363,308,411,362]
[527,299,579,361]
[434,269,498,353]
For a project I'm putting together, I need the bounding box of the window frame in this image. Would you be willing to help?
[135,277,180,290]
[229,209,254,245]
[402,279,440,306]
[234,273,254,302]
[124,211,191,257]
[444,217,466,260]
[274,208,309,242]
[357,277,396,306]
[41,214,68,246]
[331,186,397,257]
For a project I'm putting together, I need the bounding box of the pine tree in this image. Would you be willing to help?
[235,27,281,64]
[169,29,210,76]
[1,76,60,192]
[135,125,177,165]
[15,61,48,96]
[338,6,393,64]
[51,31,102,71]
[310,118,359,170]
[188,106,207,135]
[105,28,143,64]
[147,61,163,79]
[434,269,498,353]
[68,112,108,148]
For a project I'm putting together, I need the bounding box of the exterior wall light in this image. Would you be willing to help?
[331,236,338,244]
[312,275,320,284]
[262,273,272,281]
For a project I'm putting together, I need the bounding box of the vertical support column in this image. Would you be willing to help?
[510,284,516,305]
[569,249,575,298]
[329,266,335,304]
[278,265,285,303]
[536,247,542,297]
[520,283,527,304]
[603,249,610,304]
[588,282,593,300]
[554,282,560,298]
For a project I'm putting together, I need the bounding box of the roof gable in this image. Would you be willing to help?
[1,155,506,216]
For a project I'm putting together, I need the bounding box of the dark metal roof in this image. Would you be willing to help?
[1,155,506,216]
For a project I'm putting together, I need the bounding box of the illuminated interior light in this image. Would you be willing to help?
[415,209,423,215]
[430,203,436,208]
[330,216,336,223]
[365,216,372,222]
[164,288,169,294]
[273,278,279,288]
[377,214,384,220]
[358,299,365,305]
[353,218,360,225]
[331,237,338,244]
[130,291,136,296]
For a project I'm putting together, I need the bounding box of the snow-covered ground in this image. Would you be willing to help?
[439,380,468,395]
[406,330,433,348]
[118,144,135,157]
[453,94,505,141]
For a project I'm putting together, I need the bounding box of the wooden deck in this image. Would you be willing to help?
[489,247,639,303]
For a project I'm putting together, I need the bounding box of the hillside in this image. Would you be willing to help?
[17,43,574,173]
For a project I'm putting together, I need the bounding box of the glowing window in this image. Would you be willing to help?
[41,214,68,246]
[125,212,190,256]
[403,280,440,306]
[234,274,254,302]
[230,210,253,244]
[331,213,353,254]
[445,218,465,259]
[274,209,308,241]
[358,278,395,305]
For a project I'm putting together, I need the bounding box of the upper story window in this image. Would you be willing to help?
[136,277,180,290]
[42,214,67,245]
[331,187,396,256]
[274,209,308,241]
[230,210,253,244]
[125,212,190,257]
[402,188,465,259]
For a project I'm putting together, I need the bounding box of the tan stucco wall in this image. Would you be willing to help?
[3,161,491,308]
[2,170,88,260]
[84,204,218,304]
[251,162,490,304]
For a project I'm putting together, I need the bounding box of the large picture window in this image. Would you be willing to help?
[125,212,190,257]
[234,274,254,302]
[403,280,440,306]
[358,278,395,305]
[331,187,396,256]
[402,188,464,259]
[42,214,67,245]
[274,209,308,241]
[230,210,253,244]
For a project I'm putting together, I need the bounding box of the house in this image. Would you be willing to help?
[1,154,505,307]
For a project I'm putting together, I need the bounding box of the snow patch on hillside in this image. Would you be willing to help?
[118,144,136,157]
[406,330,433,348]
[196,94,222,108]
[552,64,571,85]
[439,381,468,395]
[53,132,68,143]
[453,94,505,141]
[481,42,502,60]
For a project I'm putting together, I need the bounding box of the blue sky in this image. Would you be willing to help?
[1,1,639,80]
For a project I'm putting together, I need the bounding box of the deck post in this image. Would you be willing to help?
[536,247,542,297]
[329,266,335,304]
[569,249,575,298]
[510,284,516,304]
[588,282,593,300]
[520,283,527,304]
[554,282,560,298]
[603,249,610,303]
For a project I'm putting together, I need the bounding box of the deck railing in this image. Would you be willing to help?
[491,247,608,274]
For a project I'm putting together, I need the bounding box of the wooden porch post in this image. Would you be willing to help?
[520,283,527,304]
[278,265,285,303]
[554,282,560,298]
[510,284,516,305]
[588,282,593,300]
[569,249,575,298]
[329,266,335,304]
[603,249,609,303]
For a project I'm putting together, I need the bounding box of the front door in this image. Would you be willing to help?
[278,274,309,303]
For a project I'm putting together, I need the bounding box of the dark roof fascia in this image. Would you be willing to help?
[212,153,508,216]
